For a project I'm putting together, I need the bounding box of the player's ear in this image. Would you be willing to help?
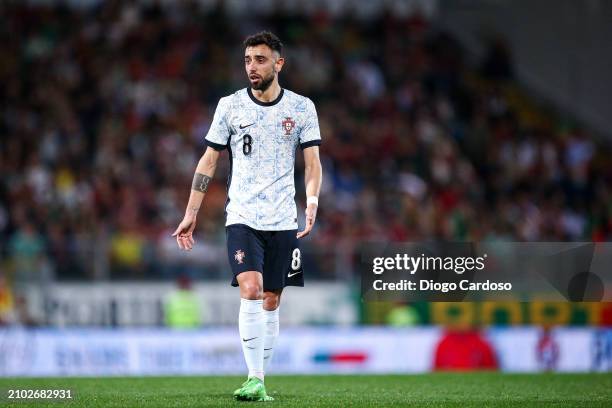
[275,57,285,73]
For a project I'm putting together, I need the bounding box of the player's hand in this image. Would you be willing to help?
[172,216,196,251]
[297,204,317,239]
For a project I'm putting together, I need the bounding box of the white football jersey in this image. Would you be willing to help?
[205,87,321,231]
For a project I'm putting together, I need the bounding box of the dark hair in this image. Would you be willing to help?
[243,31,283,55]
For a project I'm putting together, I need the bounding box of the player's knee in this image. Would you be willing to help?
[263,295,280,310]
[241,282,263,300]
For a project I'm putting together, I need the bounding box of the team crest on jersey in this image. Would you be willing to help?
[234,249,245,264]
[282,117,295,135]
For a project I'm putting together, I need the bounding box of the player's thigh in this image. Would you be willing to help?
[226,224,265,288]
[263,229,304,290]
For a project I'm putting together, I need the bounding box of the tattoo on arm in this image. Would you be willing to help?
[192,173,212,193]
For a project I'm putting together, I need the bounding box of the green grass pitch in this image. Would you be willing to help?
[1,373,611,407]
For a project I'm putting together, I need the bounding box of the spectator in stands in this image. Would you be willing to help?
[0,272,16,325]
[8,221,48,286]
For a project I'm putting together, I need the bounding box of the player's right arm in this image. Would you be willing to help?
[173,96,231,251]
[172,147,221,251]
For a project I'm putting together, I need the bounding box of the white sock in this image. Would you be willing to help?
[263,308,280,373]
[238,298,265,381]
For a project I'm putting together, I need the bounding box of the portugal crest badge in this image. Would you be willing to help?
[234,249,245,264]
[282,117,295,135]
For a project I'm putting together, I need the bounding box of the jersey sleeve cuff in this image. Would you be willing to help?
[300,140,321,150]
[205,139,227,151]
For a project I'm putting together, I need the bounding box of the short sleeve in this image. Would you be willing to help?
[204,97,231,150]
[299,98,322,150]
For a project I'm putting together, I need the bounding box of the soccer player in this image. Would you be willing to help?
[172,31,322,401]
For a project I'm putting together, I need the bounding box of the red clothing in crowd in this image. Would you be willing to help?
[434,330,499,370]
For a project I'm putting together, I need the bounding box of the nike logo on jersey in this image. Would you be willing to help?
[239,122,255,129]
[287,270,302,278]
[242,336,258,342]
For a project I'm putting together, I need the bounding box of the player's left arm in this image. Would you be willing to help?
[297,146,322,239]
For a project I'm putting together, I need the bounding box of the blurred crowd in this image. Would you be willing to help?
[1,1,611,288]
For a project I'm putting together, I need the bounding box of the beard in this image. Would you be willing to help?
[250,71,275,91]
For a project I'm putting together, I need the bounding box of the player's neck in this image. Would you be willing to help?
[250,81,281,103]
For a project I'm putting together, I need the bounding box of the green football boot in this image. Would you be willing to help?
[234,377,274,401]
[233,378,249,398]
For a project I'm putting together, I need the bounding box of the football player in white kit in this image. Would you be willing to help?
[173,31,322,401]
